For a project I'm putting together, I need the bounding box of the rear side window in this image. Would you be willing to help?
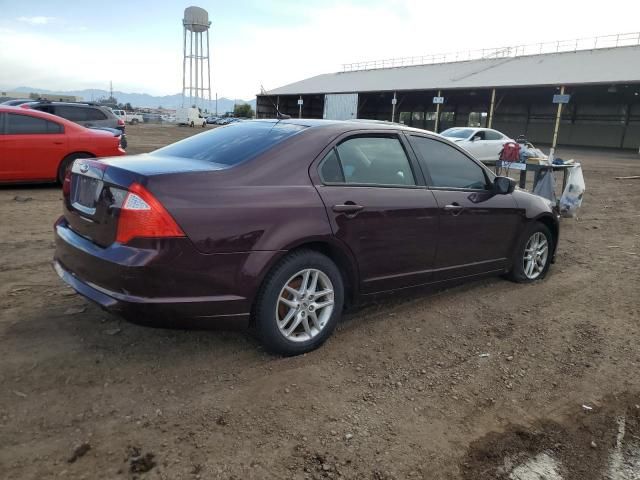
[55,106,87,121]
[85,108,108,121]
[409,136,488,190]
[153,121,306,167]
[325,136,415,186]
[6,113,63,134]
[319,149,344,183]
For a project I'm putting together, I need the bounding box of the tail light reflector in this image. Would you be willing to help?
[117,118,125,126]
[116,183,185,244]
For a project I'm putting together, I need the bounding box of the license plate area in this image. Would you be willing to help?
[71,174,103,216]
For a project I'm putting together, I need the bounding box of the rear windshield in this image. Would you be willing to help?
[442,128,474,139]
[153,121,306,167]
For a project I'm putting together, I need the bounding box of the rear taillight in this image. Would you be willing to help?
[115,183,185,244]
[62,168,72,196]
[117,119,125,126]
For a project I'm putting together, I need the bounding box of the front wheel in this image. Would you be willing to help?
[254,250,344,355]
[508,222,554,283]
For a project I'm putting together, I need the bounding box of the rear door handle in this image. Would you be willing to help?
[444,203,464,214]
[53,141,64,145]
[332,204,364,214]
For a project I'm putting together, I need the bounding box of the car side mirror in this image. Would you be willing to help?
[472,135,481,142]
[493,176,516,194]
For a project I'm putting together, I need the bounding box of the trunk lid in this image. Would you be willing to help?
[63,154,221,247]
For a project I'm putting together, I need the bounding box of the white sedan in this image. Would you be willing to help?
[440,127,513,161]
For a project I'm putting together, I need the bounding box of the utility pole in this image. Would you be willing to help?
[550,85,566,159]
[434,89,442,132]
[391,92,397,122]
[488,88,496,128]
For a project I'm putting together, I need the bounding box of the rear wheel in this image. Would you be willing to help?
[255,250,344,355]
[508,222,554,283]
[57,153,93,185]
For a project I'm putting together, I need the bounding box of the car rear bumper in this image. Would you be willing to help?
[53,219,275,326]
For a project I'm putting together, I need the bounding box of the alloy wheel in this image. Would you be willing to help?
[275,268,335,342]
[523,231,549,280]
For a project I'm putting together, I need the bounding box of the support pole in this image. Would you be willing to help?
[434,89,442,133]
[189,30,193,106]
[194,31,198,108]
[206,29,212,114]
[488,88,496,128]
[181,27,187,107]
[551,86,565,157]
[299,95,303,119]
[391,91,397,122]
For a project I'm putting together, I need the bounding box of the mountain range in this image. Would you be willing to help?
[9,86,256,112]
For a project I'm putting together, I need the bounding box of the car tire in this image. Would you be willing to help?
[254,250,344,356]
[507,222,554,283]
[190,121,195,128]
[57,152,94,185]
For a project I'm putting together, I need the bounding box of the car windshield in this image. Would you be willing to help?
[442,128,475,139]
[153,121,306,167]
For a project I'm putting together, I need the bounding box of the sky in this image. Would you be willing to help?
[1,0,640,100]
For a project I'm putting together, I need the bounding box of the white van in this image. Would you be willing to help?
[176,107,206,128]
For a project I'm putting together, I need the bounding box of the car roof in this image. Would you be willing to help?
[0,105,83,128]
[27,101,105,108]
[252,118,436,135]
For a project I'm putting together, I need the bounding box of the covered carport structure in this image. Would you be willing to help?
[257,35,640,149]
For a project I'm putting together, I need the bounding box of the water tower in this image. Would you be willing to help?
[182,6,212,110]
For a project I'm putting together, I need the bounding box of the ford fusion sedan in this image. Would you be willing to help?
[53,119,559,355]
[441,127,512,162]
[0,106,125,184]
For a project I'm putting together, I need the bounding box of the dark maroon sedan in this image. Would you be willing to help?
[54,119,559,355]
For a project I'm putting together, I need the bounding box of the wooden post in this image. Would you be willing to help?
[488,88,496,128]
[434,90,442,132]
[551,86,565,155]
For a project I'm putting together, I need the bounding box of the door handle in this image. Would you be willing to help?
[332,203,364,214]
[53,141,64,145]
[444,203,464,215]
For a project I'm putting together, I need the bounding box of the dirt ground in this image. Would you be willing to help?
[1,123,639,479]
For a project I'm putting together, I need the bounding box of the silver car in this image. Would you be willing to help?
[25,101,125,133]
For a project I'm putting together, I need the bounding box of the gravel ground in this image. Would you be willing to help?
[1,124,639,479]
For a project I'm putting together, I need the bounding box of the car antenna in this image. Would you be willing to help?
[260,84,290,120]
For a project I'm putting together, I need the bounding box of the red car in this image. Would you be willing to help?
[0,106,125,184]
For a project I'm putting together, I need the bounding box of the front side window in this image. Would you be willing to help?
[332,136,415,186]
[485,130,504,140]
[6,113,62,134]
[410,136,489,190]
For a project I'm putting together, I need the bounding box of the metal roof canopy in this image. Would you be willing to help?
[266,45,640,96]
